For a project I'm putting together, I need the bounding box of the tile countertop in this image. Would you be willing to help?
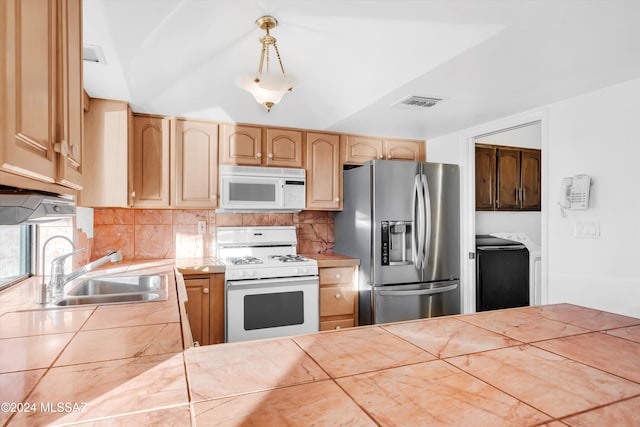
[2,262,640,425]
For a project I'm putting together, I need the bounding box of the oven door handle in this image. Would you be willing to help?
[226,276,319,288]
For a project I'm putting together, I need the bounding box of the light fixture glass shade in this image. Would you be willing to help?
[239,72,295,112]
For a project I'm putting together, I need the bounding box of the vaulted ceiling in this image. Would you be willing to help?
[83,0,640,139]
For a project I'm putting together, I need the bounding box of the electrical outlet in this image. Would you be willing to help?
[197,221,206,234]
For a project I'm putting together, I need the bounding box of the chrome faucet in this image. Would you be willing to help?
[40,235,76,304]
[48,250,123,301]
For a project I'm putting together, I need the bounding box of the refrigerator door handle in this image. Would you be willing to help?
[412,175,422,269]
[378,283,458,297]
[421,174,432,268]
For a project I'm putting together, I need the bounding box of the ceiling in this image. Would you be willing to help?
[83,0,640,140]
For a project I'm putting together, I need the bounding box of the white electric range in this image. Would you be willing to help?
[216,226,319,343]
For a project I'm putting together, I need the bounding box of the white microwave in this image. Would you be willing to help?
[218,165,306,212]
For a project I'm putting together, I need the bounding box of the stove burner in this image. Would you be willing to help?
[227,256,263,265]
[269,254,310,263]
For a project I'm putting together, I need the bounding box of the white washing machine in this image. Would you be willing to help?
[490,232,542,306]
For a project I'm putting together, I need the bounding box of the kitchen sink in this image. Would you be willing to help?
[67,275,161,296]
[47,274,168,308]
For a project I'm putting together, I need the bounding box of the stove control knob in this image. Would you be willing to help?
[300,267,308,274]
[293,268,299,274]
[247,271,255,277]
[237,271,245,278]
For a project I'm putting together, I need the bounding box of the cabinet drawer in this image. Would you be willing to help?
[320,285,355,316]
[320,319,355,331]
[319,267,354,285]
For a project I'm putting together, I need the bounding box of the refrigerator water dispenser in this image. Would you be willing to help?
[381,220,413,265]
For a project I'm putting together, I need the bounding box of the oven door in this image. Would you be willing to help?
[226,276,319,343]
[220,175,284,211]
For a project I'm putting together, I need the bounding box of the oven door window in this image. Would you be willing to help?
[244,291,304,330]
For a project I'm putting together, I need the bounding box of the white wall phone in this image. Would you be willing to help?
[560,174,591,209]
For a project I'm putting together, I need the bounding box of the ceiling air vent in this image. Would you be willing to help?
[392,95,443,110]
[83,45,106,64]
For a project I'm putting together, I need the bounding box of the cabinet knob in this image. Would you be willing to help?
[268,153,273,159]
[335,325,342,330]
[379,154,384,159]
[335,293,341,299]
[54,140,69,156]
[335,273,341,279]
[203,288,209,294]
[131,191,136,199]
[256,152,262,158]
[334,197,340,203]
[70,144,79,158]
[211,194,217,200]
[388,154,393,160]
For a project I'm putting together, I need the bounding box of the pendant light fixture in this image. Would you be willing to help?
[238,16,295,112]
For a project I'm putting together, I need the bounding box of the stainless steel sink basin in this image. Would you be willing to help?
[49,274,168,307]
[67,275,161,296]
[55,292,160,306]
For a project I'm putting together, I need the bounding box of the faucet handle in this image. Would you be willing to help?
[51,248,87,265]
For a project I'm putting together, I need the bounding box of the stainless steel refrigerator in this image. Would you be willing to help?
[335,160,460,325]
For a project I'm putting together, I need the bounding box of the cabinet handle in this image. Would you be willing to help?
[268,153,273,159]
[203,288,209,294]
[70,144,79,158]
[256,152,262,158]
[335,293,341,299]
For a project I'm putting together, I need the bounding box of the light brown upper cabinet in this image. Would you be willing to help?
[81,99,133,207]
[475,144,541,211]
[306,132,342,210]
[173,119,219,208]
[220,124,303,168]
[265,128,303,168]
[1,0,83,190]
[132,115,171,207]
[343,135,425,165]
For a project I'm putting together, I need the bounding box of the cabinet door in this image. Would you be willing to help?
[80,99,131,207]
[343,135,383,164]
[306,132,342,210]
[520,149,541,210]
[56,0,83,190]
[475,146,496,210]
[1,0,58,183]
[266,128,303,167]
[210,274,225,344]
[174,119,219,208]
[496,148,520,210]
[385,139,425,162]
[219,124,262,166]
[132,115,170,207]
[184,278,210,346]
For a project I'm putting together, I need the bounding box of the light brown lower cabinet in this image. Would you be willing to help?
[183,273,224,345]
[319,266,358,331]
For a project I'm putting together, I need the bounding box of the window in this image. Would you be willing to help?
[0,224,31,289]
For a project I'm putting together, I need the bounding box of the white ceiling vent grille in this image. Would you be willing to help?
[83,45,106,64]
[392,95,443,110]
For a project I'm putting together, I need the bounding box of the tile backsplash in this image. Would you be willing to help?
[91,209,334,261]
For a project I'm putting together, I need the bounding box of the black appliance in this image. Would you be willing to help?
[476,235,529,311]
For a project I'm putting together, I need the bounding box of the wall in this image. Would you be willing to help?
[545,77,640,317]
[90,209,334,261]
[429,77,640,317]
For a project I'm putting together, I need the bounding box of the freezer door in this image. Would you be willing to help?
[372,280,460,324]
[421,163,460,282]
[371,161,423,285]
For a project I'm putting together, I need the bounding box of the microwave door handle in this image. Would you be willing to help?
[421,174,431,269]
